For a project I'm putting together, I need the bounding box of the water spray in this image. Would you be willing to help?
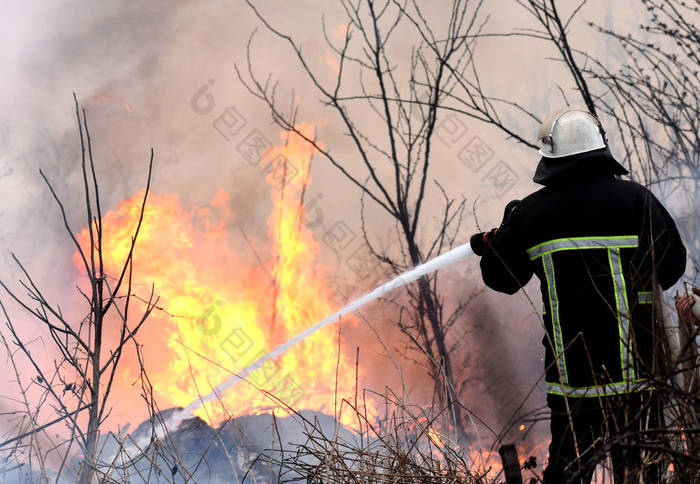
[174,241,474,421]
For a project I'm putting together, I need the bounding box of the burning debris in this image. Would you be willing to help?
[94,406,519,484]
[97,408,357,484]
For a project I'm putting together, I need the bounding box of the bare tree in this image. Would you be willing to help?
[237,0,511,439]
[0,95,157,483]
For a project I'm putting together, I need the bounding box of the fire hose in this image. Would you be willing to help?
[179,241,475,417]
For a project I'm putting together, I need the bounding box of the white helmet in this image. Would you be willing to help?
[537,108,606,158]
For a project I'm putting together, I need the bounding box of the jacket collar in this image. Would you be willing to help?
[533,148,629,186]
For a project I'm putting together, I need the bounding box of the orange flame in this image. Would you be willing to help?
[76,125,371,428]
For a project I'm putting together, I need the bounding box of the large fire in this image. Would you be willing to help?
[75,125,369,428]
[72,124,550,480]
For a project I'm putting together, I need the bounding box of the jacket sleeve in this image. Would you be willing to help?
[642,192,686,290]
[479,205,534,295]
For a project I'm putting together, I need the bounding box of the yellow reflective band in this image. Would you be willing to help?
[638,291,653,304]
[608,247,635,381]
[527,235,639,260]
[546,380,652,397]
[543,253,568,384]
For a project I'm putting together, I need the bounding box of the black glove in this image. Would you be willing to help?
[470,200,520,256]
[470,229,498,256]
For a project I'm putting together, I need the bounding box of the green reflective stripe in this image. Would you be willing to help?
[547,380,652,397]
[608,248,635,381]
[527,236,639,260]
[638,291,653,304]
[543,253,568,384]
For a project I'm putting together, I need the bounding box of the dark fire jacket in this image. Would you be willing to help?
[479,150,687,399]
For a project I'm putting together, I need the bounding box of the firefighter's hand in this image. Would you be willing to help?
[470,229,498,256]
[675,286,700,325]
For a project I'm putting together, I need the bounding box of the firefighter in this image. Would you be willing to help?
[470,108,687,483]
